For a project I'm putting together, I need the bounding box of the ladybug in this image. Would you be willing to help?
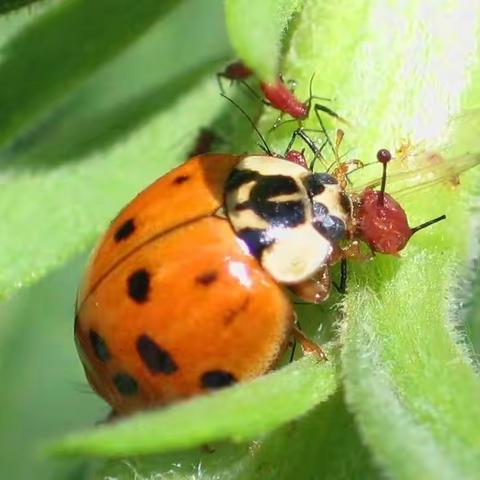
[74,152,355,415]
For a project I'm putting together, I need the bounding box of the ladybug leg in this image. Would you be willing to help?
[289,266,331,304]
[332,258,348,294]
[292,323,328,361]
[331,241,372,294]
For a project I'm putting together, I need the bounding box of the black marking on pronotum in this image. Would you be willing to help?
[237,228,274,259]
[249,175,305,227]
[173,174,190,185]
[312,203,346,241]
[127,269,151,303]
[254,199,306,227]
[89,329,110,362]
[251,174,299,198]
[113,372,138,396]
[201,370,237,389]
[196,270,219,286]
[303,173,337,197]
[234,201,251,211]
[136,334,178,374]
[225,169,258,192]
[114,218,135,242]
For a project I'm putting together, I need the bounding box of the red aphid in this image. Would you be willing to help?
[222,61,253,80]
[355,148,446,254]
[357,188,412,254]
[284,149,308,169]
[260,80,308,119]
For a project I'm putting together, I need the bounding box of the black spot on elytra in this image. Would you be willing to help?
[89,329,110,362]
[173,174,190,185]
[201,370,237,389]
[113,372,138,396]
[196,270,218,286]
[237,228,274,259]
[136,334,178,374]
[127,269,150,303]
[114,218,135,242]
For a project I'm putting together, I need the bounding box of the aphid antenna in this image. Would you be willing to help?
[220,93,273,156]
[410,214,447,235]
[313,105,339,159]
[239,79,264,103]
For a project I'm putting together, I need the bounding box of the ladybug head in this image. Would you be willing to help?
[356,149,446,254]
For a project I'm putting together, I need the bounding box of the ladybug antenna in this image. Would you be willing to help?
[376,148,392,205]
[410,214,447,235]
[220,93,272,156]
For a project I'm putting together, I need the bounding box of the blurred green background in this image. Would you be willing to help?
[2,1,480,479]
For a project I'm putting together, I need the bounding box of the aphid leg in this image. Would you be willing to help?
[271,110,287,130]
[289,335,298,363]
[313,103,350,126]
[285,128,322,160]
[216,73,227,95]
[332,158,365,189]
[220,93,273,155]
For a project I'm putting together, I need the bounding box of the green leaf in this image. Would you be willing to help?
[0,0,44,14]
[0,254,104,479]
[0,0,232,300]
[0,0,179,149]
[88,391,380,480]
[49,354,336,457]
[224,0,304,80]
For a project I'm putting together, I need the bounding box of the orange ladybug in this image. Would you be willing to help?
[75,152,354,415]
